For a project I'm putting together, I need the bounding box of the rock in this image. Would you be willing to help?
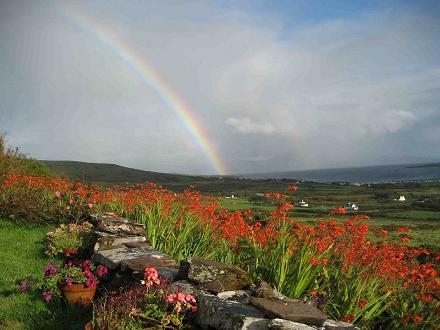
[94,236,148,252]
[256,281,301,303]
[90,214,131,223]
[132,267,179,282]
[249,298,327,326]
[93,246,169,270]
[180,257,252,293]
[217,290,254,304]
[91,214,145,236]
[239,318,271,330]
[95,220,145,236]
[195,293,268,330]
[268,319,317,330]
[121,255,177,272]
[168,280,201,296]
[94,230,118,238]
[322,320,360,330]
[123,241,151,248]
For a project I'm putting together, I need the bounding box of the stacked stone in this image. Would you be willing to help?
[91,214,179,281]
[90,214,359,330]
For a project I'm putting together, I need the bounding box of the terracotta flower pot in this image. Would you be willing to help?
[63,247,78,257]
[63,283,97,305]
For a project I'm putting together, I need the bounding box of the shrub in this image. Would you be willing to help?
[0,135,50,177]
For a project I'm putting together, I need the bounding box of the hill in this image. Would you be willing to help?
[42,160,214,187]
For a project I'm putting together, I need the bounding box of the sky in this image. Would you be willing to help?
[1,0,440,175]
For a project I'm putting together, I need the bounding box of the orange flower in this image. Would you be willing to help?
[358,299,367,309]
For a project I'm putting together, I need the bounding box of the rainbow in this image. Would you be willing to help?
[58,6,227,175]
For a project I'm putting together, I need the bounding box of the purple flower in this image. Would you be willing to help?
[42,291,52,303]
[65,277,74,286]
[96,265,108,277]
[20,281,29,292]
[64,261,73,269]
[44,263,58,277]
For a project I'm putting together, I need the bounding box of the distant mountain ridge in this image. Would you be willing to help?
[42,160,209,186]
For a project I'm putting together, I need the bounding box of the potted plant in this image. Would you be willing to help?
[61,259,108,305]
[22,260,108,306]
[45,222,94,258]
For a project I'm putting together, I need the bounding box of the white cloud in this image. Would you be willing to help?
[225,117,276,135]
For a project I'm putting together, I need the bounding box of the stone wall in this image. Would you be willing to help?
[90,214,359,330]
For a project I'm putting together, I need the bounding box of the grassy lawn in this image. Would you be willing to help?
[0,220,90,330]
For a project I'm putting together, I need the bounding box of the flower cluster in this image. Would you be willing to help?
[45,222,94,257]
[141,267,161,288]
[166,292,197,313]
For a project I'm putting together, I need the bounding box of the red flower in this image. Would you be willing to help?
[310,258,319,266]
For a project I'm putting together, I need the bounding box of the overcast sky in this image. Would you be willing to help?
[1,0,439,175]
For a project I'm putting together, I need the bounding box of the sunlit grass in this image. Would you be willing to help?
[0,220,91,330]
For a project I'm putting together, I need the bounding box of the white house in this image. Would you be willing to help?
[295,200,309,207]
[344,202,359,211]
[399,196,406,201]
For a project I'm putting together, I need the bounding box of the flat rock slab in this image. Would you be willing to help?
[217,290,254,304]
[93,246,169,270]
[195,293,267,330]
[249,298,327,326]
[90,214,131,223]
[180,257,252,294]
[168,280,201,296]
[256,281,301,303]
[323,320,360,330]
[121,255,178,272]
[268,319,316,330]
[94,236,148,252]
[95,220,145,236]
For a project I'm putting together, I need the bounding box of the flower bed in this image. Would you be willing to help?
[2,172,439,328]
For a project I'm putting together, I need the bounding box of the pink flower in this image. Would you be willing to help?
[82,260,92,269]
[20,281,29,291]
[84,268,94,279]
[88,203,94,209]
[65,277,74,286]
[46,231,55,237]
[42,291,52,303]
[69,223,75,233]
[96,265,108,277]
[69,199,75,205]
[166,293,176,303]
[55,191,61,198]
[85,278,96,288]
[143,267,160,287]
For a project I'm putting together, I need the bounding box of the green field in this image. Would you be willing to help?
[220,183,440,250]
[43,160,440,249]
